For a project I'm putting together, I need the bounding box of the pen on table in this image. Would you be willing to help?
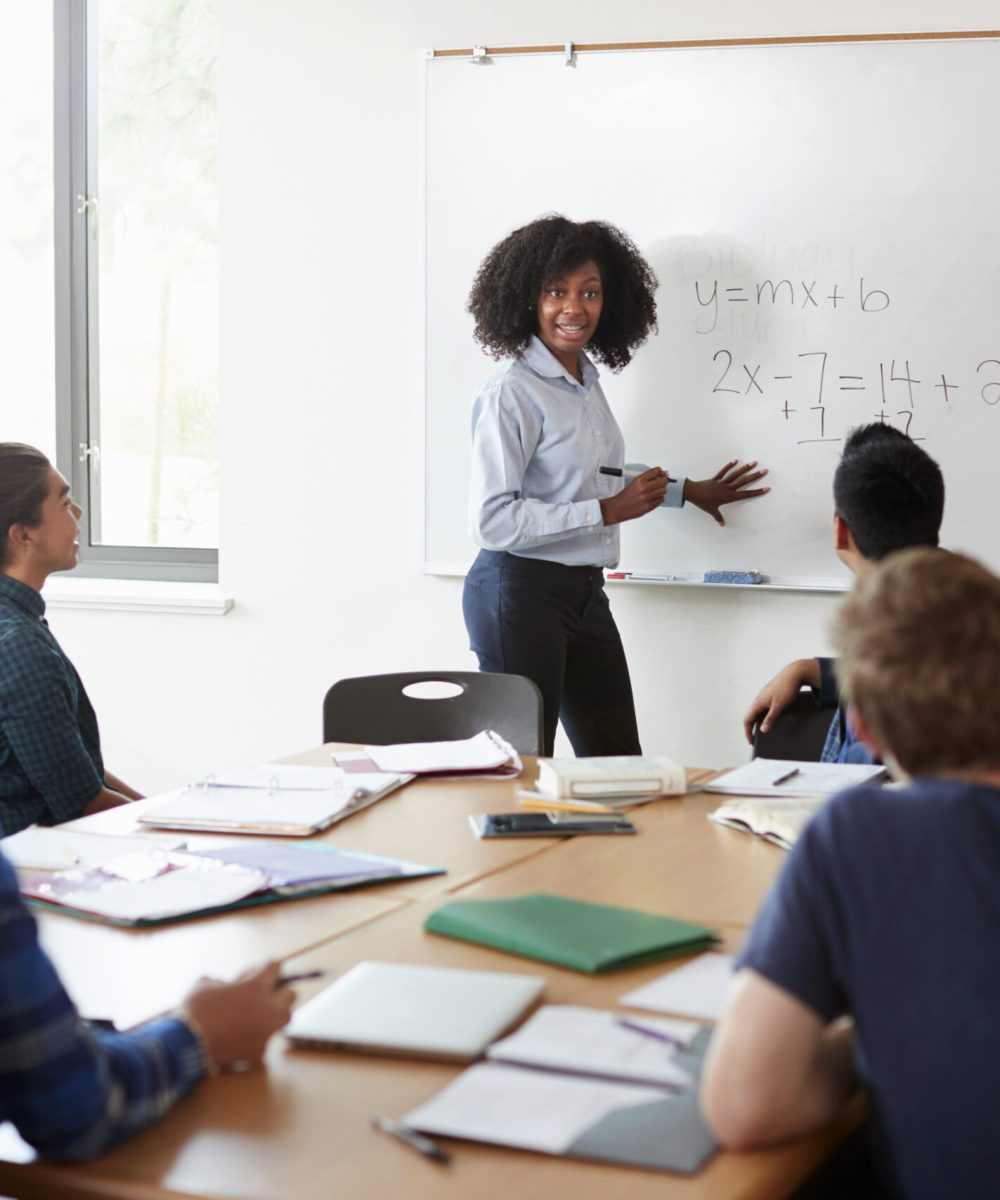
[615,1017,687,1050]
[771,768,801,786]
[372,1115,451,1165]
[599,465,676,483]
[275,969,328,989]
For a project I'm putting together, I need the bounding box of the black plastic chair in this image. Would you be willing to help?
[322,671,544,756]
[752,690,837,762]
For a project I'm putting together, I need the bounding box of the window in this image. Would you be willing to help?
[0,5,56,461]
[54,0,219,580]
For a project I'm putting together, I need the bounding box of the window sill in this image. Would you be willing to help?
[44,577,233,616]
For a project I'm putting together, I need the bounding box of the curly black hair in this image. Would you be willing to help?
[467,214,658,372]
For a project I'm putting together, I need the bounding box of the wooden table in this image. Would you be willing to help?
[0,755,856,1200]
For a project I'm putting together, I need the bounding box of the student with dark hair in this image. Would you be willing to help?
[743,424,945,762]
[703,548,1000,1199]
[463,215,769,756]
[0,443,141,834]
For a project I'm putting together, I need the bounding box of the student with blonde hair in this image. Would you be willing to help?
[703,548,1000,1199]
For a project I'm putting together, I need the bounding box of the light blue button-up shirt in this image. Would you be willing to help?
[468,336,685,567]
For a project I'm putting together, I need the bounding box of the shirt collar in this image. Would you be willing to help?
[522,335,600,390]
[0,573,46,621]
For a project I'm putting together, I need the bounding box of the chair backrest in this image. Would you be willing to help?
[322,671,545,756]
[752,690,837,762]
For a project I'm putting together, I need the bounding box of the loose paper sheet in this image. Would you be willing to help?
[1,826,185,871]
[487,1005,696,1089]
[364,730,516,773]
[620,953,735,1021]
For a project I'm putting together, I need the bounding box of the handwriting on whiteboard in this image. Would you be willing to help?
[707,349,1000,444]
[694,278,890,334]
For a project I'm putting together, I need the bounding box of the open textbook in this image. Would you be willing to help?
[708,798,824,850]
[403,1010,716,1174]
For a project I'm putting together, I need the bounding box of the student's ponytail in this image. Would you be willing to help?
[0,444,53,566]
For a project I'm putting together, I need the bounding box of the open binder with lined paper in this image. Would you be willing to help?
[138,764,413,836]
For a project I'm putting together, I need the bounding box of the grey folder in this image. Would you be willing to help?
[564,1030,717,1173]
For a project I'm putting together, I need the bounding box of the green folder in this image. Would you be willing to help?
[424,892,719,974]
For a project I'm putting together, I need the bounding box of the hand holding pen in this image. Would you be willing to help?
[599,466,670,525]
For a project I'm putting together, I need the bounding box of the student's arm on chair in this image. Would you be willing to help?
[742,659,823,744]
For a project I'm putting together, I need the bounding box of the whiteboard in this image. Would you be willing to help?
[423,37,1000,587]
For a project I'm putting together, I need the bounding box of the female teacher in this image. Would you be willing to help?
[462,215,769,757]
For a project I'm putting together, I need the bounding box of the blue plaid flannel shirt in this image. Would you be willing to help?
[816,657,876,765]
[0,852,207,1160]
[0,574,106,834]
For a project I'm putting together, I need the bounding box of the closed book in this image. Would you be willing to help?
[424,893,719,974]
[535,755,685,800]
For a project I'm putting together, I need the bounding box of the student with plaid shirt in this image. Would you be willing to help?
[0,848,295,1158]
[0,445,295,1158]
[0,444,143,835]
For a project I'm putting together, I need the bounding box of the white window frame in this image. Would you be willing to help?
[53,0,218,582]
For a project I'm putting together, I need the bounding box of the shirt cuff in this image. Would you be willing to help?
[152,1014,214,1084]
[662,478,686,509]
[582,498,603,528]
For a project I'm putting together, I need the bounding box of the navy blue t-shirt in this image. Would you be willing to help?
[738,778,1000,1200]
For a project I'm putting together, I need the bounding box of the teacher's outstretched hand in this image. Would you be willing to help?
[684,459,770,526]
[600,467,669,525]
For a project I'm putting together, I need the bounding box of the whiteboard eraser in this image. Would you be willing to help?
[703,570,763,585]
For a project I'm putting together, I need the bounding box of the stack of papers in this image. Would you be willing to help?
[335,730,522,779]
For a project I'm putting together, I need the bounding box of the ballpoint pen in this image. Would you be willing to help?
[615,1017,687,1050]
[275,969,328,989]
[372,1115,451,1165]
[771,768,801,786]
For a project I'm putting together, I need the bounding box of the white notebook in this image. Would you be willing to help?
[285,961,545,1062]
[704,759,884,799]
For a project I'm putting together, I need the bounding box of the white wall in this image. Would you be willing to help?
[48,0,997,793]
